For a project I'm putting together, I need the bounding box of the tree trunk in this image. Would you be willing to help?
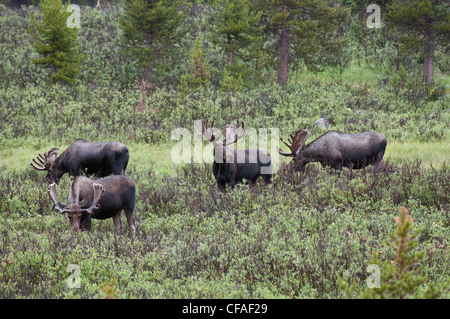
[277,25,290,85]
[146,64,153,81]
[146,30,153,81]
[423,28,434,83]
[227,34,233,66]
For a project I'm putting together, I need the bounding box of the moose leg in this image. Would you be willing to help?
[373,151,385,171]
[332,161,343,171]
[111,164,126,176]
[250,181,258,194]
[80,214,92,231]
[70,166,83,178]
[216,178,227,193]
[124,209,136,237]
[112,213,123,235]
[262,174,272,185]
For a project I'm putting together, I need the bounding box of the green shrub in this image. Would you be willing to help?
[1,160,448,298]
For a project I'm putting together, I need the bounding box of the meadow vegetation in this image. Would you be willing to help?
[0,3,448,299]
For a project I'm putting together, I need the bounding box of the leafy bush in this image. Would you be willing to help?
[0,160,448,298]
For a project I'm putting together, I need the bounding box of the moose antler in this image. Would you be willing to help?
[80,183,104,215]
[202,119,223,142]
[223,120,245,146]
[30,148,60,171]
[48,183,69,214]
[202,119,245,145]
[276,130,308,157]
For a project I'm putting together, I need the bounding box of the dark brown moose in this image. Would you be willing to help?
[202,119,272,192]
[48,175,136,236]
[277,129,387,172]
[31,139,129,183]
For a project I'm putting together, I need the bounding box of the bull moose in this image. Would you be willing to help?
[202,119,272,192]
[48,175,136,236]
[31,139,129,183]
[277,129,387,172]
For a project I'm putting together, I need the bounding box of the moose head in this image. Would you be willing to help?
[276,129,309,172]
[30,148,62,183]
[48,182,104,232]
[202,119,246,163]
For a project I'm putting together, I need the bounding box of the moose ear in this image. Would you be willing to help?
[47,147,60,158]
[79,199,87,207]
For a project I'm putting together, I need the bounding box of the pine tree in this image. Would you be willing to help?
[260,0,349,85]
[386,0,450,83]
[211,0,263,67]
[365,207,427,299]
[219,67,245,92]
[180,37,211,92]
[340,207,450,299]
[30,0,84,86]
[119,0,187,81]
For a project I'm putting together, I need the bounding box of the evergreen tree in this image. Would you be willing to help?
[211,0,263,67]
[386,0,450,83]
[260,0,349,85]
[219,67,245,92]
[119,0,187,81]
[180,37,211,92]
[30,0,84,86]
[340,207,450,299]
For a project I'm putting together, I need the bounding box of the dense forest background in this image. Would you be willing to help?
[0,0,448,147]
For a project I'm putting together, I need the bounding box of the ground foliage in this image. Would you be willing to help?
[0,161,449,298]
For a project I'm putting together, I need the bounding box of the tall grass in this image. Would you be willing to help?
[2,141,449,177]
[386,141,450,168]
